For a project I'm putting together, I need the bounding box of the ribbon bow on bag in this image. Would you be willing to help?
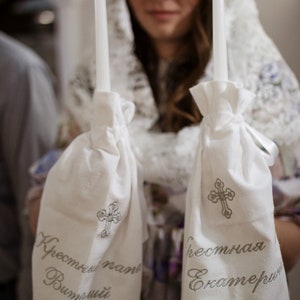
[32,91,147,300]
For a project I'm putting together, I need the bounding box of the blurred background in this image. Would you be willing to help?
[0,0,56,71]
[0,0,299,298]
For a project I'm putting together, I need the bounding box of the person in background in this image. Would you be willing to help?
[28,0,300,299]
[0,31,59,300]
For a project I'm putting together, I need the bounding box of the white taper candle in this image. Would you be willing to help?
[213,0,228,81]
[94,0,111,91]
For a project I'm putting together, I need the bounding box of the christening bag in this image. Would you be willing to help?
[32,91,147,300]
[182,81,289,299]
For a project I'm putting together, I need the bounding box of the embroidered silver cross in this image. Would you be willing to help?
[208,178,235,219]
[97,201,121,238]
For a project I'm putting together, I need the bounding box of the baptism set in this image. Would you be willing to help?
[32,0,290,299]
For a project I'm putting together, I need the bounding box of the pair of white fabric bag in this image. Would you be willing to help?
[33,83,289,299]
[32,91,147,300]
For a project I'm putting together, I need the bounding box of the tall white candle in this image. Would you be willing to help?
[213,0,228,81]
[94,0,110,91]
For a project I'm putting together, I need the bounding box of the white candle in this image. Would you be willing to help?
[94,0,110,91]
[213,0,228,81]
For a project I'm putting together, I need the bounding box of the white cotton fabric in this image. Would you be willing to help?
[182,81,289,300]
[32,91,147,300]
[67,0,300,191]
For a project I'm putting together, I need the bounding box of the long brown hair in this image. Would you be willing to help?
[128,1,212,132]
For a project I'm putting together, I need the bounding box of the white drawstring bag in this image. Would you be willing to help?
[182,81,289,300]
[32,91,147,300]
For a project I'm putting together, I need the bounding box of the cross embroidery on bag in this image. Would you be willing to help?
[97,201,121,238]
[208,178,235,219]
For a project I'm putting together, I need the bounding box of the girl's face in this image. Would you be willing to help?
[128,0,200,56]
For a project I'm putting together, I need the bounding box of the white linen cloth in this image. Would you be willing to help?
[32,91,147,300]
[182,81,289,299]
